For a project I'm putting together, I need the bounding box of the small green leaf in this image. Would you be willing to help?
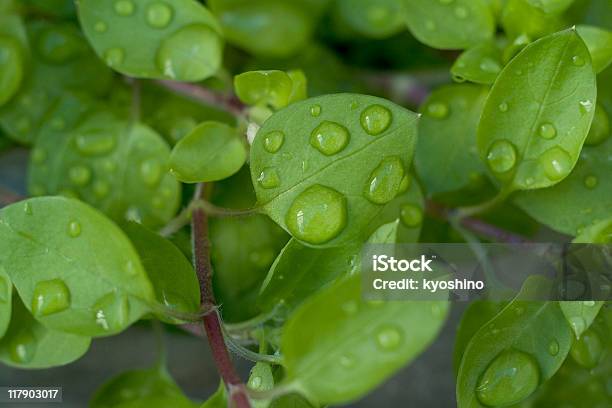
[287,69,308,104]
[573,217,612,243]
[234,70,294,109]
[457,277,573,408]
[78,0,223,81]
[0,267,12,337]
[525,0,575,14]
[501,0,568,41]
[336,0,406,39]
[247,362,275,393]
[0,197,156,337]
[122,222,200,322]
[281,273,449,405]
[576,25,612,73]
[559,301,604,338]
[251,93,418,247]
[403,0,495,50]
[513,138,612,235]
[416,84,488,194]
[451,42,503,84]
[0,294,90,369]
[170,121,246,183]
[477,29,597,192]
[0,34,24,107]
[91,366,197,408]
[585,103,610,145]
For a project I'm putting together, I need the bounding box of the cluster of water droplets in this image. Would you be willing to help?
[424,0,470,33]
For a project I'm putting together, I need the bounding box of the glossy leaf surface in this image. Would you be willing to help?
[559,301,604,338]
[576,24,612,73]
[451,42,503,84]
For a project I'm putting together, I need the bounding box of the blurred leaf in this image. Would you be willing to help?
[576,24,612,73]
[501,0,568,40]
[0,267,12,337]
[335,0,406,39]
[451,42,503,84]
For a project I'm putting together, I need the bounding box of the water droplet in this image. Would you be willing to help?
[498,102,509,112]
[514,306,524,316]
[538,122,557,139]
[68,221,81,237]
[262,130,284,153]
[104,47,125,67]
[75,130,116,156]
[400,204,423,228]
[516,69,523,76]
[93,293,130,332]
[376,325,403,351]
[572,55,585,66]
[140,158,162,187]
[93,181,110,198]
[570,329,603,368]
[454,6,468,18]
[125,206,142,223]
[257,167,280,189]
[156,25,222,81]
[310,121,350,155]
[69,165,92,186]
[584,175,598,189]
[341,300,358,315]
[285,184,347,244]
[22,202,33,215]
[479,57,501,73]
[364,156,405,204]
[579,100,593,114]
[398,174,411,194]
[426,102,449,119]
[114,0,135,16]
[486,140,517,173]
[425,20,436,31]
[94,21,108,33]
[583,300,595,307]
[339,353,356,368]
[310,104,321,117]
[360,105,392,135]
[539,146,572,181]
[124,260,138,277]
[9,330,36,363]
[476,349,539,407]
[569,316,586,338]
[350,101,359,110]
[146,2,173,28]
[31,148,46,164]
[249,376,262,390]
[31,279,71,317]
[548,339,560,356]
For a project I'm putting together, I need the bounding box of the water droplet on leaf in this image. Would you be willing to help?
[375,324,403,351]
[146,2,173,28]
[257,167,280,189]
[548,339,559,356]
[310,121,350,155]
[140,158,162,187]
[479,58,501,74]
[538,123,557,139]
[360,105,392,135]
[486,140,517,173]
[69,165,92,186]
[584,175,598,189]
[114,0,135,16]
[364,156,405,204]
[262,130,284,153]
[539,146,572,181]
[572,55,585,66]
[9,330,36,363]
[400,204,423,228]
[310,104,321,117]
[498,102,509,112]
[75,130,116,156]
[93,293,130,332]
[94,21,108,33]
[426,102,449,119]
[31,279,71,317]
[68,221,81,237]
[104,47,125,67]
[454,6,468,18]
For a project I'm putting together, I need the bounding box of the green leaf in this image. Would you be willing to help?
[403,0,495,50]
[22,0,75,18]
[0,294,90,369]
[451,42,503,84]
[513,138,612,235]
[559,301,604,338]
[169,121,246,183]
[525,0,575,14]
[585,103,610,145]
[281,273,449,405]
[251,93,418,247]
[247,362,275,393]
[91,366,197,408]
[200,382,227,408]
[477,29,597,192]
[28,111,181,228]
[501,0,568,41]
[77,0,223,81]
[286,70,308,105]
[122,222,200,322]
[573,217,612,243]
[0,267,12,337]
[0,33,24,107]
[234,70,294,109]
[416,84,488,194]
[456,277,573,408]
[0,197,156,337]
[576,25,612,73]
[336,0,406,39]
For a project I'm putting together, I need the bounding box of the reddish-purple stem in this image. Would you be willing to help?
[156,80,245,117]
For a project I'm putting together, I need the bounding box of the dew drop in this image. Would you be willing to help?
[569,316,586,338]
[572,55,585,66]
[339,353,356,368]
[426,102,449,119]
[94,21,108,33]
[140,158,162,187]
[104,47,125,67]
[262,130,284,153]
[476,349,539,407]
[479,57,501,74]
[364,156,405,204]
[93,293,130,332]
[486,140,517,173]
[310,121,350,155]
[285,184,347,244]
[257,167,280,189]
[75,130,116,156]
[124,260,138,277]
[539,146,572,181]
[310,104,321,117]
[583,300,595,307]
[454,6,468,18]
[425,20,436,31]
[31,148,46,164]
[579,100,594,114]
[249,376,262,390]
[114,0,135,16]
[146,2,173,28]
[538,122,557,139]
[548,339,559,356]
[360,105,392,135]
[93,181,110,198]
[68,220,81,237]
[375,324,403,351]
[398,174,411,194]
[69,165,92,186]
[156,25,222,81]
[498,102,509,112]
[31,279,71,317]
[400,204,423,228]
[584,175,598,189]
[9,330,36,363]
[570,329,603,368]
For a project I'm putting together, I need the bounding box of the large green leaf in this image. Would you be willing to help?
[416,84,488,194]
[456,278,573,407]
[0,267,12,337]
[513,137,612,235]
[477,29,597,193]
[250,93,418,247]
[28,111,181,228]
[0,197,156,337]
[403,0,495,50]
[77,0,223,81]
[336,0,406,39]
[0,294,90,369]
[281,273,449,405]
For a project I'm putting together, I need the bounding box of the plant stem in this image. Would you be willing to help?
[156,79,245,117]
[190,183,252,408]
[453,187,513,219]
